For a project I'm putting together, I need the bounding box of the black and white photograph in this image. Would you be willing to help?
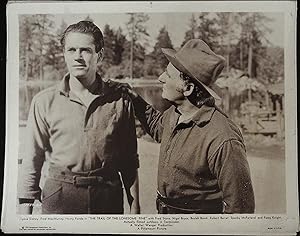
[2,1,298,235]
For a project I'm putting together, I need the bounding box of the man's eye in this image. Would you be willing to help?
[81,48,91,53]
[68,48,76,52]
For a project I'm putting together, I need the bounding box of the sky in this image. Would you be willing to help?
[53,12,284,51]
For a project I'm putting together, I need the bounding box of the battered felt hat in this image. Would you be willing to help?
[161,39,225,100]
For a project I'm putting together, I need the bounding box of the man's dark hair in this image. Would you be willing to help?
[60,20,104,53]
[180,72,215,108]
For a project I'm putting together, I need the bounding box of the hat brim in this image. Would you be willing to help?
[161,48,221,100]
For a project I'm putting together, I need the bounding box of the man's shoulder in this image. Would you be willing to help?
[103,80,133,103]
[31,85,58,105]
[163,105,175,116]
[209,108,244,143]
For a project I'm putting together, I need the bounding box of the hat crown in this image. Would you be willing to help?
[175,39,225,86]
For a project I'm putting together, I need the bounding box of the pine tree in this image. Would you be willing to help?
[145,26,173,76]
[19,14,57,81]
[181,14,198,46]
[125,13,149,78]
[196,13,219,50]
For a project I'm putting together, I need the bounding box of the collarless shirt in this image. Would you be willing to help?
[18,74,139,200]
[133,95,255,213]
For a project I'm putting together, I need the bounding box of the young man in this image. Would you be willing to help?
[18,21,140,214]
[118,39,255,214]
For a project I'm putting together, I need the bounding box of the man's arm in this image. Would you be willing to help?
[108,80,165,143]
[119,97,140,213]
[208,139,255,213]
[122,170,140,214]
[131,95,165,143]
[18,96,49,214]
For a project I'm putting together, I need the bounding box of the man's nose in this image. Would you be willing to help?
[74,49,82,60]
[158,73,166,83]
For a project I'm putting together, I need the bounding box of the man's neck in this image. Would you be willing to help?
[69,75,99,107]
[176,99,199,123]
[69,74,96,94]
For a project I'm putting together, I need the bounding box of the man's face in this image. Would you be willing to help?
[158,63,186,103]
[63,32,99,82]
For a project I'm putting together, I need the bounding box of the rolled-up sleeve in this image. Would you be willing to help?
[132,95,164,143]
[208,139,255,213]
[18,96,50,200]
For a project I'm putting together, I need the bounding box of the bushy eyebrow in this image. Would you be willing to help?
[65,46,93,51]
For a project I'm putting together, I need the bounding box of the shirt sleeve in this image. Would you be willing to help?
[18,96,50,200]
[132,95,164,143]
[117,96,139,174]
[207,139,255,213]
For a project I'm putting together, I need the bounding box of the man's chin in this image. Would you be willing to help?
[71,73,87,80]
[161,93,171,102]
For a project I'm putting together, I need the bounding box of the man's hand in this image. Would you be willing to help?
[130,202,141,214]
[18,199,34,214]
[106,79,138,99]
[19,204,33,214]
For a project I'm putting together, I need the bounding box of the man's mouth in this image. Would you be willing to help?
[73,65,86,68]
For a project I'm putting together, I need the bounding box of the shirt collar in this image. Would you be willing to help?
[174,104,218,127]
[192,105,216,126]
[58,73,108,97]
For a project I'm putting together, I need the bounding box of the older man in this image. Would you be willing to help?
[117,39,255,214]
[18,21,140,214]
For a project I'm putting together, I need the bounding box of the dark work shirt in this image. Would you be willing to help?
[133,96,255,213]
[18,74,139,200]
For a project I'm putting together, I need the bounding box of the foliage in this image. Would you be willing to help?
[257,47,284,84]
[122,13,150,78]
[145,26,174,77]
[19,13,282,88]
[19,14,67,81]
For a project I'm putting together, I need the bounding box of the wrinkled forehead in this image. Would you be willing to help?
[166,62,180,76]
[64,32,96,49]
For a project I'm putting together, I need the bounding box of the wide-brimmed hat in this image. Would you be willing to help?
[161,39,225,100]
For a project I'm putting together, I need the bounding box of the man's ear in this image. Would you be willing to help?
[183,82,195,97]
[97,48,104,62]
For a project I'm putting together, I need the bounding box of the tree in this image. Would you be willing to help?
[98,25,128,78]
[54,20,68,78]
[125,13,149,78]
[102,24,115,65]
[113,27,127,65]
[19,15,34,81]
[121,41,146,78]
[145,26,173,76]
[196,13,219,51]
[181,14,198,46]
[19,14,58,81]
[231,13,272,77]
[257,47,284,84]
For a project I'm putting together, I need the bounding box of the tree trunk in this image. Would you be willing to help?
[25,43,30,81]
[39,58,43,81]
[248,39,253,78]
[226,14,231,74]
[247,34,253,103]
[130,14,134,79]
[240,41,243,69]
[39,17,45,81]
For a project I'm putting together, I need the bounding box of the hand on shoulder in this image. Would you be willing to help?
[106,79,138,99]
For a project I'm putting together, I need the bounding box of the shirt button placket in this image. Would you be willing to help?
[164,129,178,166]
